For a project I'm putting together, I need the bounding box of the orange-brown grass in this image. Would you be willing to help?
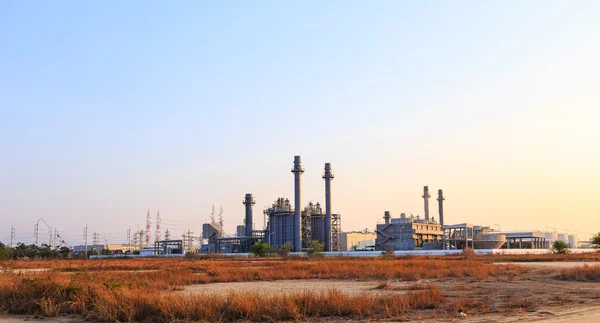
[0,270,454,322]
[0,258,522,321]
[558,264,600,281]
[481,252,600,263]
[1,258,526,282]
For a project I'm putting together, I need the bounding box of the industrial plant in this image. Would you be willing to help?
[201,156,341,253]
[29,155,593,257]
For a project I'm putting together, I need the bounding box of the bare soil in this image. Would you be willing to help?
[496,261,600,269]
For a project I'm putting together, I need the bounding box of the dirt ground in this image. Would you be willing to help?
[179,263,600,322]
[496,261,600,269]
[2,261,600,322]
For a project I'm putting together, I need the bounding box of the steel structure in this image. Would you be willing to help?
[323,163,334,251]
[291,155,304,252]
[243,194,255,237]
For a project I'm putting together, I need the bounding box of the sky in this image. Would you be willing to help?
[1,1,599,246]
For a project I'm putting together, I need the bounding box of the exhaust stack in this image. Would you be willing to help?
[291,156,304,252]
[384,211,391,224]
[437,189,445,248]
[243,194,255,237]
[323,163,334,251]
[423,186,430,222]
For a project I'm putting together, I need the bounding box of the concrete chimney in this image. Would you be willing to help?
[384,211,391,224]
[323,162,334,251]
[243,193,255,237]
[291,156,304,252]
[423,186,431,222]
[437,189,445,249]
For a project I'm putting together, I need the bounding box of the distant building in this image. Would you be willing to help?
[341,231,376,251]
[376,214,443,250]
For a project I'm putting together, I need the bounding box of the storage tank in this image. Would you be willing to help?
[568,234,577,249]
[557,233,569,244]
[236,225,245,237]
[545,232,557,243]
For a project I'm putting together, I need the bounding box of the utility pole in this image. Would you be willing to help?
[34,223,39,246]
[83,225,88,258]
[10,226,15,247]
[182,234,186,253]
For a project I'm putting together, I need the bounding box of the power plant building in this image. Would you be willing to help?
[265,157,341,252]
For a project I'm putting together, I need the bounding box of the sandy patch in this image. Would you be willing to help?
[496,262,600,269]
[181,279,406,296]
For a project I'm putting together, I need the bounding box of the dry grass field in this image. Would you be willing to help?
[1,253,600,322]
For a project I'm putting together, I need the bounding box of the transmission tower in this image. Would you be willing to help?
[210,204,216,225]
[155,209,161,243]
[10,226,15,247]
[218,205,224,237]
[145,209,151,246]
[34,223,39,246]
[83,225,88,258]
[185,230,194,253]
[92,232,100,255]
[127,227,131,253]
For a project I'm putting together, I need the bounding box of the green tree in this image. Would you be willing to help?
[552,240,570,254]
[592,235,600,248]
[101,246,112,255]
[250,242,271,257]
[275,242,292,257]
[307,240,324,257]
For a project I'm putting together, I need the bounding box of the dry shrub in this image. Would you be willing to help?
[0,257,526,321]
[558,264,600,281]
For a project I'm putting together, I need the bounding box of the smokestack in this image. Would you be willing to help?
[423,186,430,222]
[437,189,445,249]
[323,162,334,251]
[243,194,255,237]
[384,211,391,224]
[291,156,304,252]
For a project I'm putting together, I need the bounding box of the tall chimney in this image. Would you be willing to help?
[323,163,334,251]
[423,186,430,222]
[243,193,255,237]
[437,189,445,248]
[291,156,304,252]
[384,211,391,224]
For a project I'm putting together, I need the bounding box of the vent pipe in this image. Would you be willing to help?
[323,163,334,251]
[423,186,430,222]
[384,211,391,224]
[291,156,304,252]
[243,194,255,237]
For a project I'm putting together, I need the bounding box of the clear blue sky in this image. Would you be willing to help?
[1,1,598,245]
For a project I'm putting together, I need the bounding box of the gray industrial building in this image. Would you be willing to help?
[376,187,444,250]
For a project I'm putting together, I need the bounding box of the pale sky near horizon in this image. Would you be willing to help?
[1,1,599,246]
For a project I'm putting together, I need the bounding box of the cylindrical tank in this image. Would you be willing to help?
[236,225,245,237]
[568,234,577,249]
[557,233,569,244]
